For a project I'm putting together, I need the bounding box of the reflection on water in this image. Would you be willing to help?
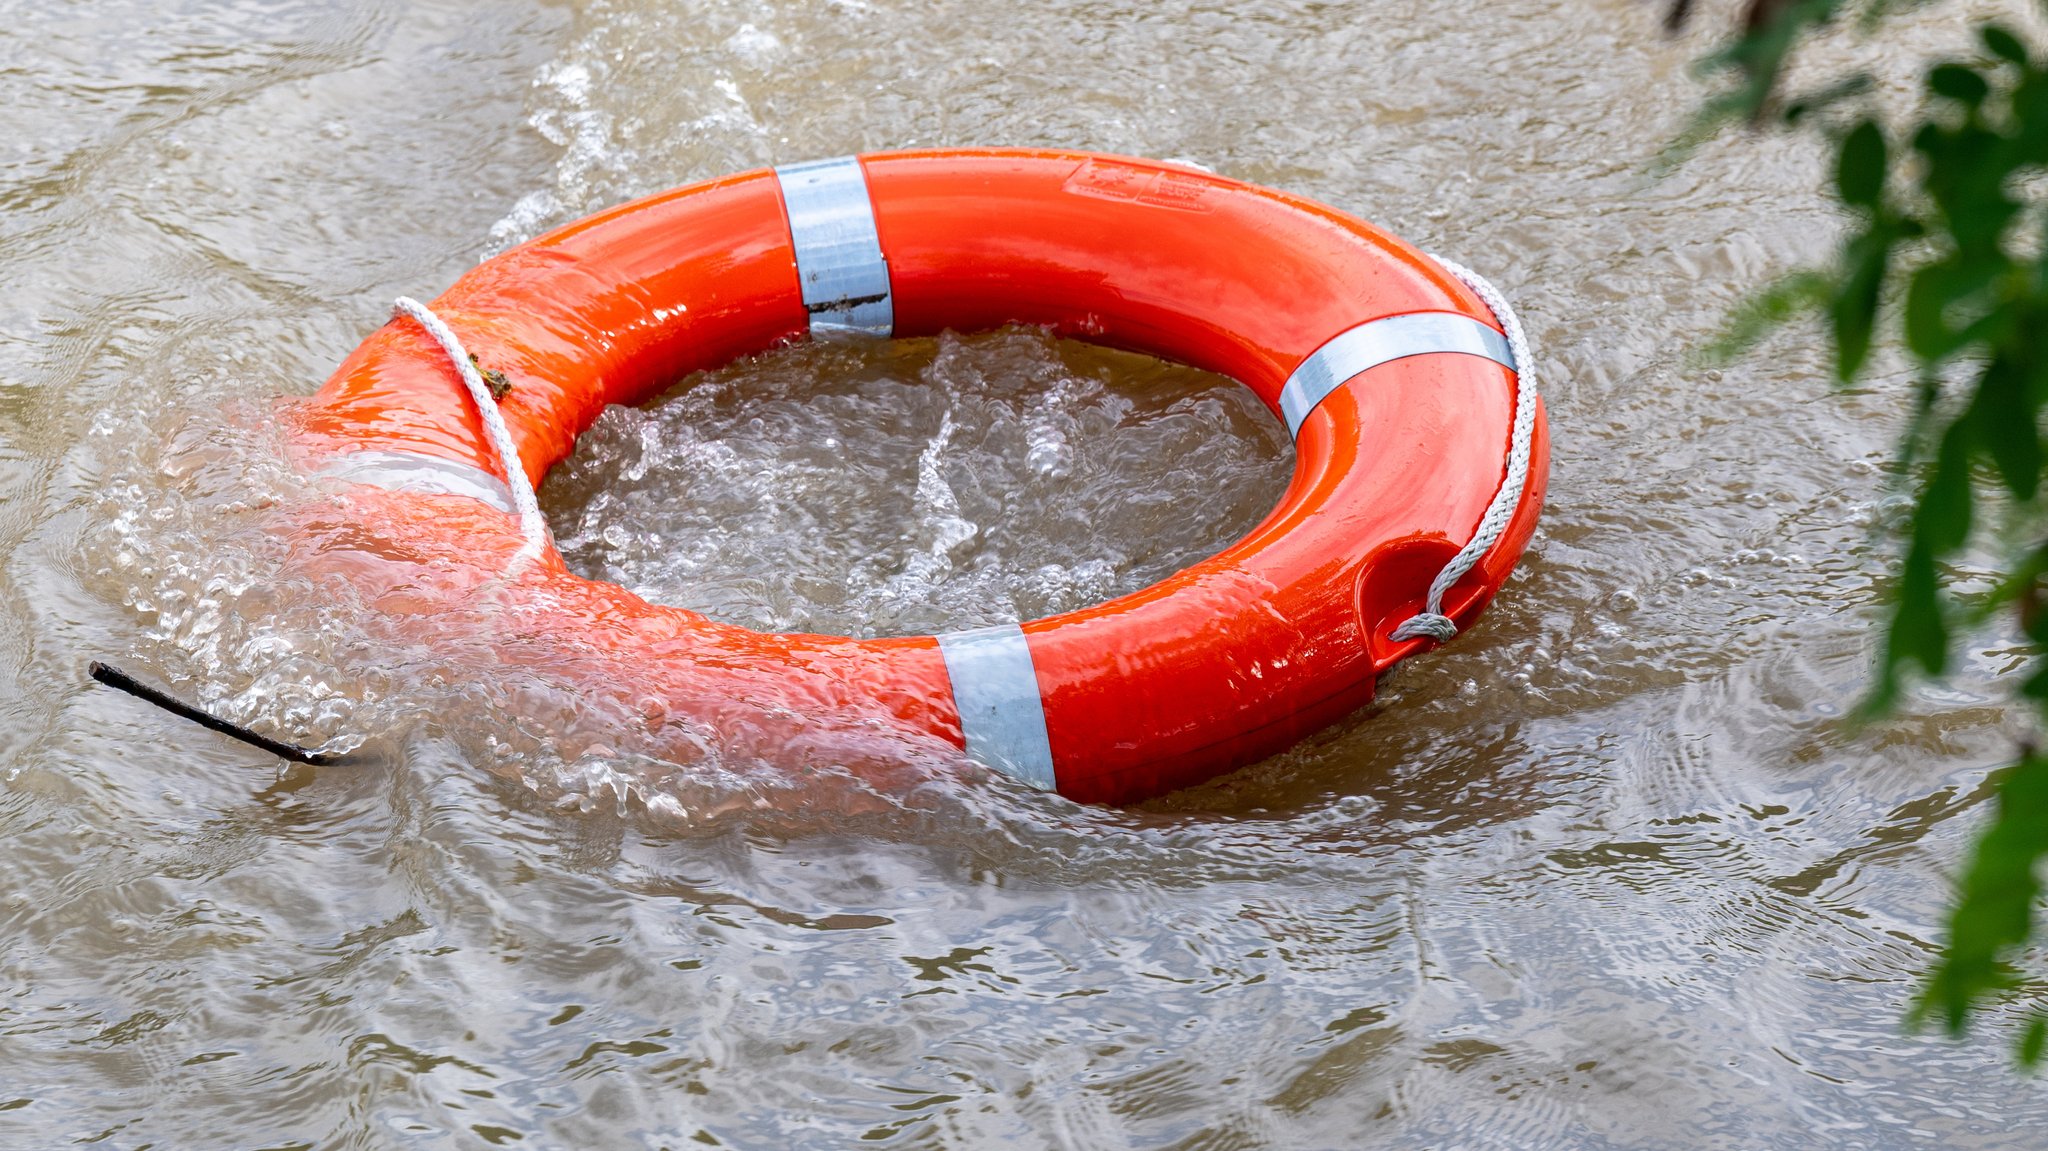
[2,0,2044,1147]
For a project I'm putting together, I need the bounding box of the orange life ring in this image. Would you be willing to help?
[287,148,1548,805]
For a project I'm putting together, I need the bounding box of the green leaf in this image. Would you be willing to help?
[1970,356,2043,500]
[1922,421,1976,554]
[1903,243,2011,364]
[1915,751,2048,1034]
[1904,261,1960,360]
[1784,73,1876,125]
[1915,123,2020,254]
[2023,1015,2047,1067]
[1981,25,2028,65]
[1880,424,1975,691]
[1837,119,1888,209]
[1831,224,1895,381]
[1699,270,1831,364]
[1930,63,1992,107]
[1886,540,1949,681]
[1690,0,1851,128]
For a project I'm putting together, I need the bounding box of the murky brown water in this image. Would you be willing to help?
[5,0,2046,1146]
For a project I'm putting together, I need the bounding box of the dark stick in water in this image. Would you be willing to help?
[88,661,343,766]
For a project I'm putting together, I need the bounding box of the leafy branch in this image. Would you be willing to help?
[1676,0,2048,1063]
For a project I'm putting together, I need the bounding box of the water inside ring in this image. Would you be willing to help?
[538,325,1296,638]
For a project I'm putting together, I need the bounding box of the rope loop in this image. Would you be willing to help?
[389,296,552,568]
[1387,256,1539,645]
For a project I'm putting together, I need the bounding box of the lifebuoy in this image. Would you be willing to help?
[288,148,1548,805]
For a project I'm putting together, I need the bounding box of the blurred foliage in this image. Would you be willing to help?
[1674,0,2048,1064]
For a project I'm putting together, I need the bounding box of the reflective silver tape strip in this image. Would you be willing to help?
[1278,312,1516,438]
[774,156,893,337]
[318,450,517,514]
[937,623,1057,790]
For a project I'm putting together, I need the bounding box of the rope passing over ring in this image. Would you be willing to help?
[1388,255,1540,643]
[388,296,554,568]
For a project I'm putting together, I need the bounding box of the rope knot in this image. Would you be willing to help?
[1390,612,1459,643]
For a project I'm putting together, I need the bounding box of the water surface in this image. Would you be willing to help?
[2,0,2043,1147]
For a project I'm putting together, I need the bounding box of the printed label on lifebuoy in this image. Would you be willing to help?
[1062,160,1215,212]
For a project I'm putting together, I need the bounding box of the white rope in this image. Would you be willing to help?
[390,296,552,567]
[1387,257,1540,644]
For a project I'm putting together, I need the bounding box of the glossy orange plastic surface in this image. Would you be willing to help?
[287,148,1549,805]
